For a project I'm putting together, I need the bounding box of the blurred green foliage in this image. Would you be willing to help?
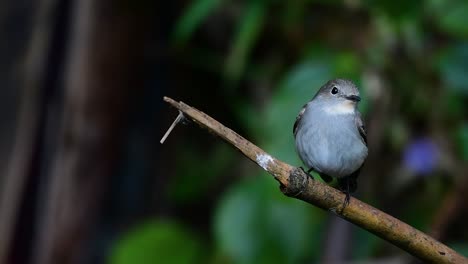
[457,123,468,161]
[439,43,468,94]
[110,0,468,263]
[428,0,468,37]
[214,176,325,264]
[109,221,207,264]
[173,0,223,45]
[167,144,235,202]
[225,0,266,83]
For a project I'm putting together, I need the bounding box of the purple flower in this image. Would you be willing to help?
[403,138,439,175]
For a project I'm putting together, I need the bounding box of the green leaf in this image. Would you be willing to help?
[438,43,468,94]
[456,123,468,161]
[172,0,223,45]
[332,52,361,78]
[364,0,424,20]
[109,220,206,264]
[214,176,325,264]
[224,0,266,83]
[428,0,468,37]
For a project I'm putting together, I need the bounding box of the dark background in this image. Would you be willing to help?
[0,0,467,263]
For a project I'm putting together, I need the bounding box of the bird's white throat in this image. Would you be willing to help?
[323,101,356,115]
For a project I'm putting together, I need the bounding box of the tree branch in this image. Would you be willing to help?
[162,97,467,264]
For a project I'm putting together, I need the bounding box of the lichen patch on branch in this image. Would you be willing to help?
[256,153,274,171]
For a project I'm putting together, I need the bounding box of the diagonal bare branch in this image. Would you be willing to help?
[162,96,467,264]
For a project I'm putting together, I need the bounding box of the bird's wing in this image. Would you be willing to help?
[293,104,307,137]
[355,111,367,145]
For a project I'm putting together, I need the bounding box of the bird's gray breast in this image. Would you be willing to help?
[295,107,367,178]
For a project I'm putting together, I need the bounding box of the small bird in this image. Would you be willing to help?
[293,79,368,206]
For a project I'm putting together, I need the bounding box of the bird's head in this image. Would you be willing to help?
[313,79,361,115]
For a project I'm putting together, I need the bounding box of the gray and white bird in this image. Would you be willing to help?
[293,79,368,205]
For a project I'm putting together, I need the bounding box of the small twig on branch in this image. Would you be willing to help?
[160,111,184,144]
[162,97,467,264]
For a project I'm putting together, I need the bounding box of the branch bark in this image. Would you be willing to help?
[162,97,467,264]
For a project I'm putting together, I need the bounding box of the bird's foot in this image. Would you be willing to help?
[337,176,355,213]
[340,190,351,213]
[300,166,313,177]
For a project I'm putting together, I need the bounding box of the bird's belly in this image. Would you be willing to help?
[296,124,367,178]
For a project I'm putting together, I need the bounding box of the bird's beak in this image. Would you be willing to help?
[345,95,361,102]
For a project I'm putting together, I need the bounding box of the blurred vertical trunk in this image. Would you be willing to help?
[0,0,63,263]
[32,0,148,263]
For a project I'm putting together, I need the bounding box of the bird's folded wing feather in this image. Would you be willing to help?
[293,104,307,137]
[355,111,367,145]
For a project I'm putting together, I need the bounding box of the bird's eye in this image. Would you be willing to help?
[331,87,339,95]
